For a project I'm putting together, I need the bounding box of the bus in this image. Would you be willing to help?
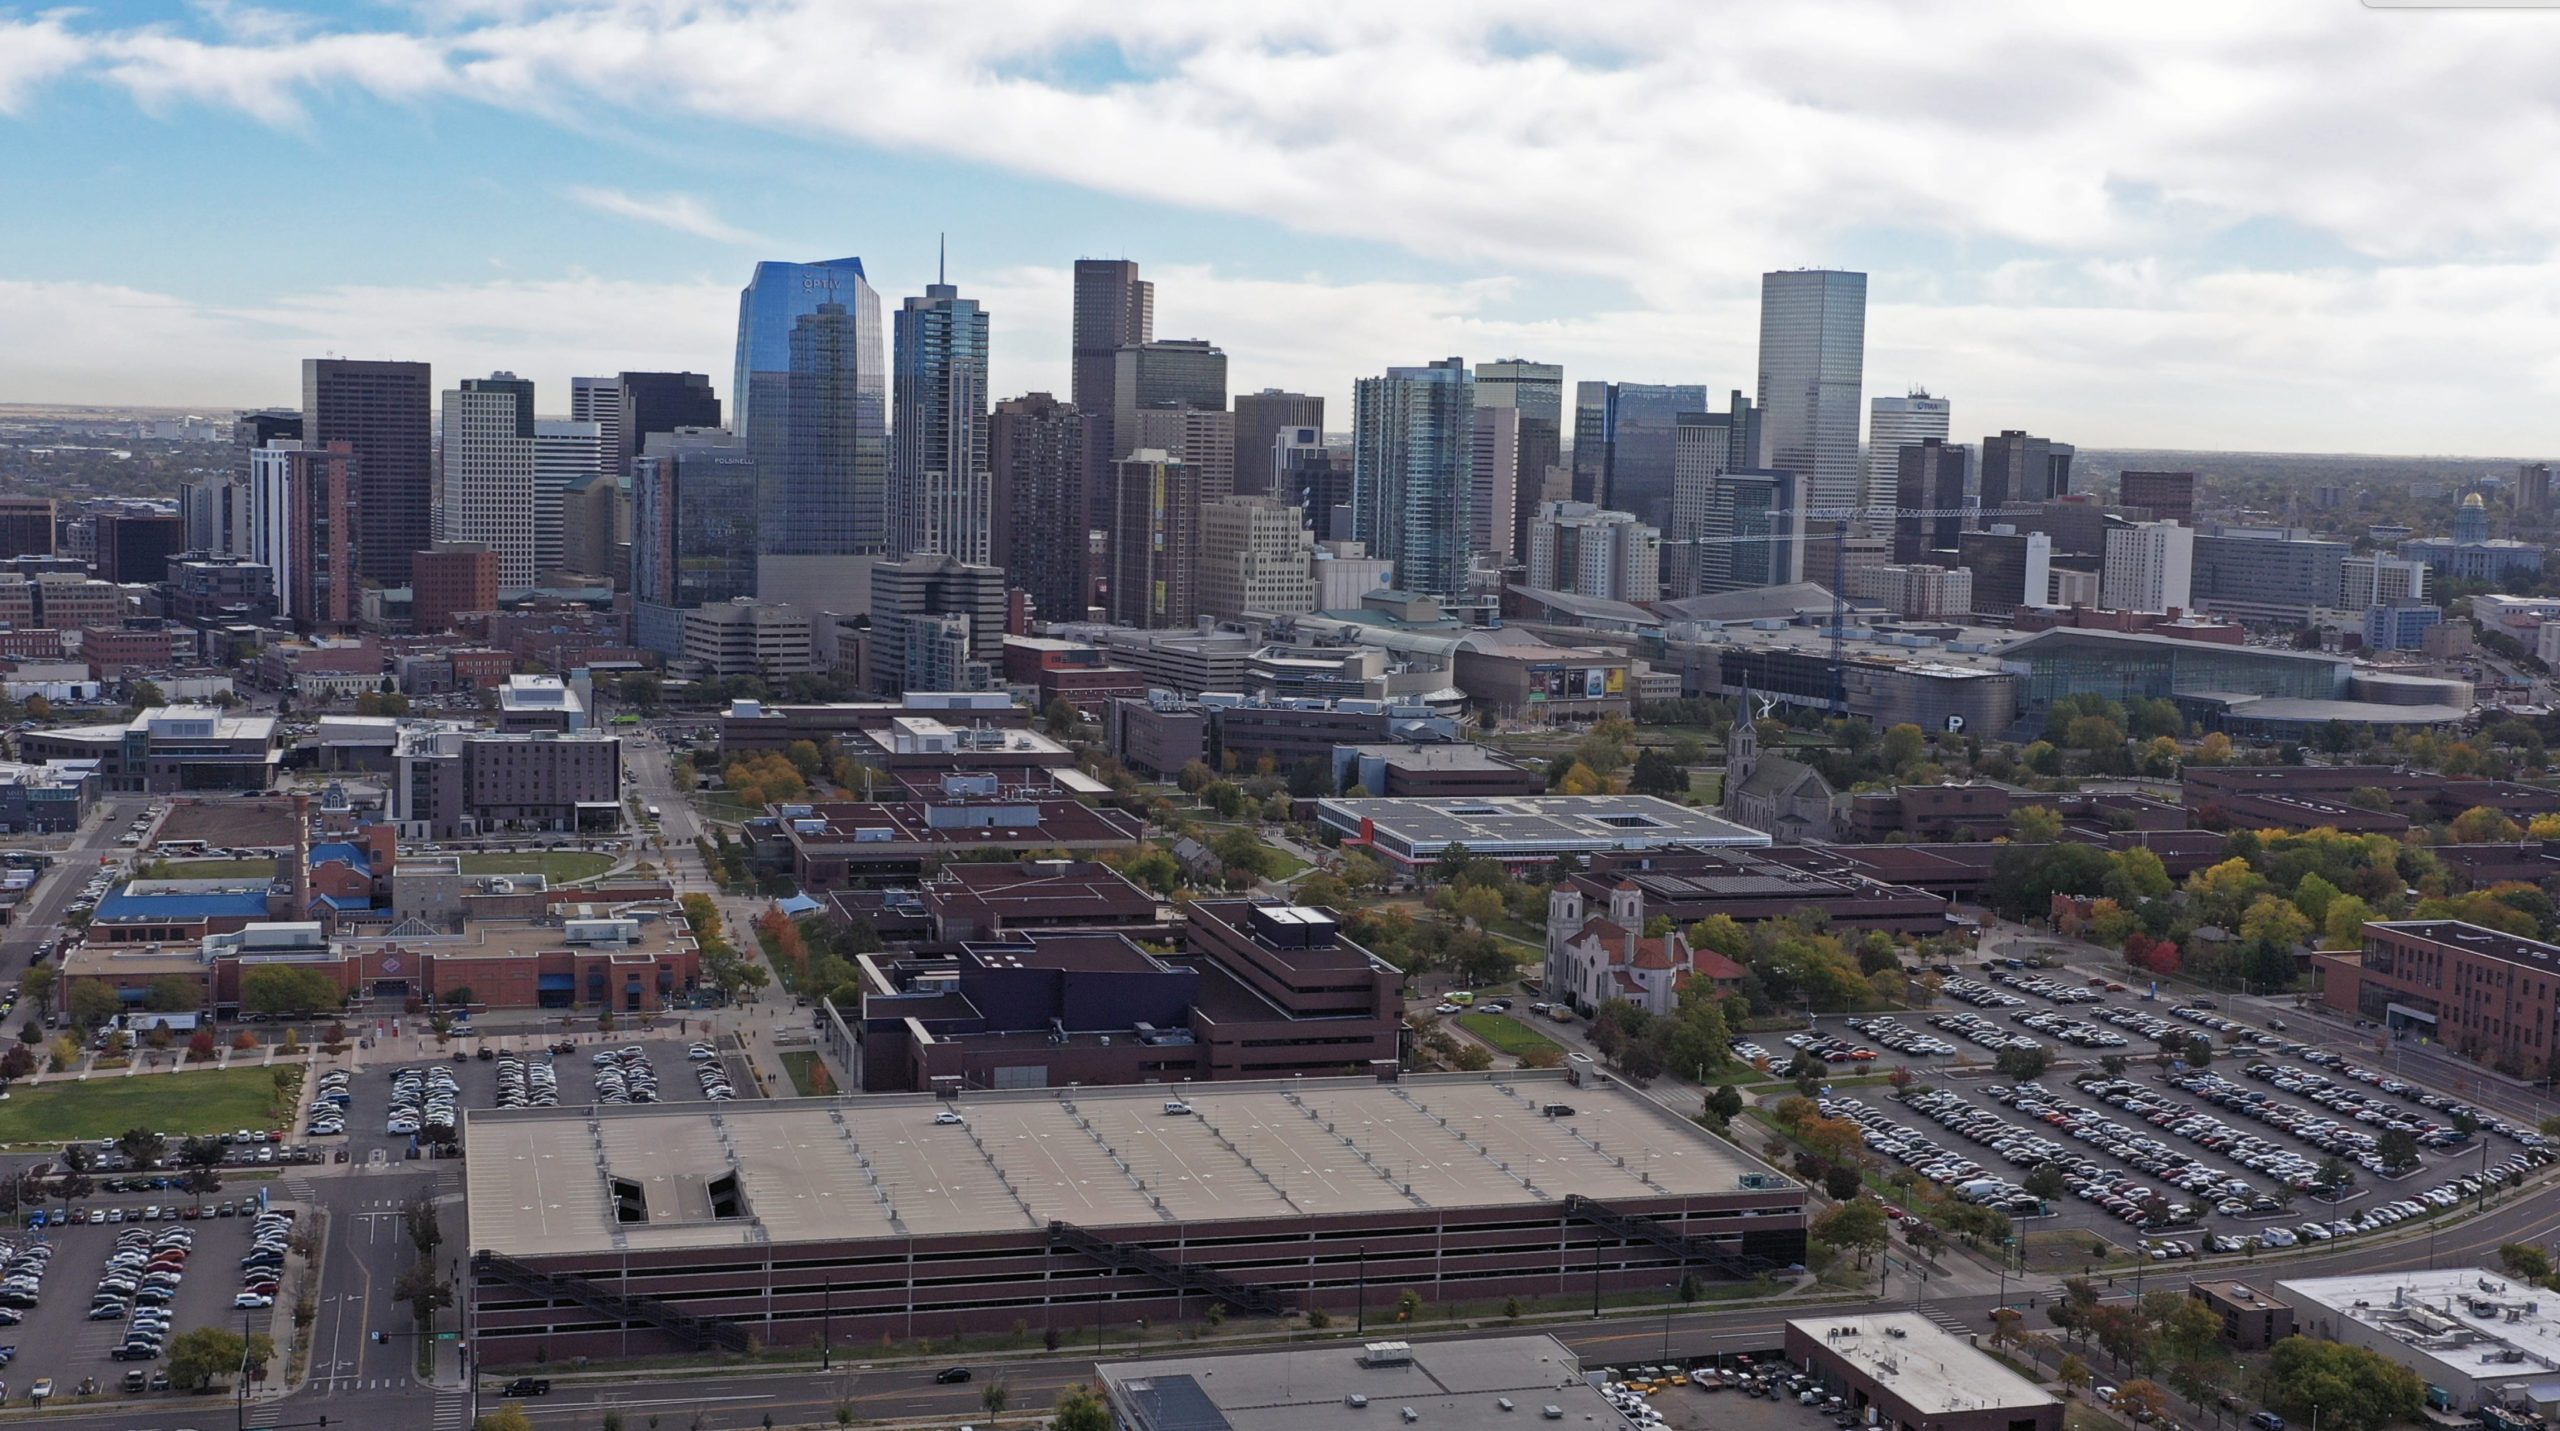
[645,805,662,821]
[609,713,641,726]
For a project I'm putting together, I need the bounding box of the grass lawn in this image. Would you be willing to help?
[160,859,279,880]
[1264,847,1310,879]
[0,1066,286,1145]
[778,1050,837,1097]
[457,851,617,883]
[1454,1012,1565,1057]
[1689,770,1724,803]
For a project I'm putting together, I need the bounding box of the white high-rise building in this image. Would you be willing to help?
[2101,520,2195,614]
[437,375,539,591]
[1756,269,1867,514]
[533,419,602,585]
[1524,501,1660,602]
[569,377,623,481]
[1199,495,1317,620]
[2340,553,2428,610]
[1864,390,1950,513]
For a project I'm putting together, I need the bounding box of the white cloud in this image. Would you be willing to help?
[0,15,88,114]
[566,186,765,246]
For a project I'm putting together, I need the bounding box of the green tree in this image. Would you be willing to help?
[1995,1044,2052,1080]
[143,975,199,1013]
[2450,805,2525,843]
[1810,1198,1889,1262]
[2323,894,2373,950]
[1054,1383,1113,1431]
[1879,724,1926,771]
[2009,805,2064,843]
[166,1325,273,1392]
[1627,749,1686,797]
[2266,1337,2425,1431]
[2501,1243,2554,1282]
[1043,696,1078,736]
[17,965,53,1021]
[114,1127,165,1172]
[240,964,340,1018]
[66,980,120,1032]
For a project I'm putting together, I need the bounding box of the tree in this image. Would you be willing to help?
[2024,1164,2069,1201]
[115,1127,165,1172]
[1810,1198,1889,1263]
[66,980,119,1032]
[2113,1381,2172,1425]
[17,965,53,1021]
[1555,761,1606,796]
[1054,1383,1113,1431]
[2058,1354,2093,1395]
[2241,895,2314,951]
[1627,750,1686,797]
[2009,805,2064,843]
[1704,1084,1744,1124]
[240,965,340,1018]
[472,1408,537,1431]
[2266,1337,2425,1431]
[404,1197,443,1257]
[2450,805,2525,843]
[1880,724,1926,771]
[2323,894,2373,950]
[143,975,199,1013]
[394,1258,453,1326]
[1044,696,1079,736]
[1995,1044,2052,1080]
[2377,1128,2420,1171]
[166,1325,273,1392]
[982,1383,1012,1418]
[1396,1289,1424,1323]
[2501,1243,2554,1283]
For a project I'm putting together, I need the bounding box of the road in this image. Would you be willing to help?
[0,795,141,984]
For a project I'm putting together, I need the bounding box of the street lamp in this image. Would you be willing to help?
[1661,1282,1676,1365]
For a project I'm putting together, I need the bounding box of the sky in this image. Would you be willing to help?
[6,0,2560,455]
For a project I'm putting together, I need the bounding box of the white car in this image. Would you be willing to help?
[933,1110,965,1126]
[1433,1003,1462,1015]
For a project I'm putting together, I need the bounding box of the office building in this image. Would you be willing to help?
[247,441,358,631]
[0,498,56,562]
[1979,429,2075,514]
[167,555,275,629]
[1864,389,1951,513]
[1104,450,1200,628]
[1476,358,1564,558]
[1847,562,1974,619]
[19,706,280,793]
[2193,529,2349,622]
[1070,258,1153,522]
[2119,468,2197,524]
[1571,381,1708,531]
[1523,501,1660,602]
[2340,553,2428,610]
[869,553,1005,695]
[1200,496,1316,620]
[2318,921,2560,1075]
[1279,428,1355,544]
[91,511,184,586]
[412,545,498,633]
[557,475,621,584]
[228,410,301,484]
[567,377,622,482]
[1698,468,1803,592]
[1891,439,1972,562]
[1958,528,2055,614]
[890,275,992,563]
[1786,1314,2062,1431]
[1112,339,1227,472]
[1231,389,1322,497]
[178,479,243,558]
[2363,604,2442,651]
[2398,533,2550,584]
[1127,402,1235,505]
[612,372,721,481]
[988,392,1085,623]
[530,418,600,586]
[1313,542,1393,610]
[1353,358,1474,599]
[1756,268,1866,513]
[630,428,758,657]
[679,598,817,678]
[2101,520,2195,613]
[1469,403,1521,562]
[2520,463,2553,515]
[302,358,431,588]
[437,374,539,591]
[733,258,885,557]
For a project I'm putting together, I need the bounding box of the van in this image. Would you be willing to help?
[2251,1414,2286,1431]
[1446,991,1475,1006]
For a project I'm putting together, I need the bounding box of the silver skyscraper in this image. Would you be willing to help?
[1755,269,1867,515]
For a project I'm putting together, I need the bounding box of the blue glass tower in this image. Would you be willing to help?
[1353,357,1475,599]
[890,275,992,564]
[733,258,886,556]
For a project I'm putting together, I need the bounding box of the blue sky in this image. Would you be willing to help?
[5,1,2560,455]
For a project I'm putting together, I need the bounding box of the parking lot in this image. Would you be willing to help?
[1808,991,2555,1256]
[0,1205,279,1410]
[299,1037,748,1163]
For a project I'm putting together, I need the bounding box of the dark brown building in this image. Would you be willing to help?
[91,512,184,585]
[2182,764,2560,833]
[303,357,431,588]
[1105,450,1199,628]
[412,543,499,633]
[2191,1279,2293,1350]
[2120,469,2198,525]
[0,498,56,559]
[1573,848,1952,934]
[990,392,1087,625]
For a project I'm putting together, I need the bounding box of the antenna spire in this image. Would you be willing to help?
[938,232,946,286]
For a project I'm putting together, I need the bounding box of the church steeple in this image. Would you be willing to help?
[1727,685,1759,788]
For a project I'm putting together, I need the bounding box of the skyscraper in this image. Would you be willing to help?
[1199,496,1317,620]
[2118,469,2196,526]
[2101,521,2196,614]
[92,512,184,586]
[1112,341,1227,467]
[1699,469,1803,593]
[569,378,623,481]
[733,259,885,557]
[1278,427,1355,545]
[532,419,602,583]
[1353,358,1474,599]
[1232,390,1323,497]
[1128,405,1235,505]
[1864,390,1950,512]
[1476,359,1563,558]
[615,372,722,478]
[1470,405,1521,563]
[1668,395,1764,542]
[1072,259,1153,524]
[1893,440,1972,563]
[870,554,1005,694]
[1979,430,2074,514]
[1756,269,1867,514]
[890,275,992,563]
[302,358,430,587]
[990,392,1086,625]
[631,428,759,657]
[438,373,538,591]
[1106,449,1200,628]
[1569,382,1708,532]
[248,440,357,631]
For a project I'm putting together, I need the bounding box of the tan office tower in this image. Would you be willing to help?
[437,374,539,591]
[1129,404,1236,503]
[1470,405,1521,563]
[1200,496,1316,620]
[1105,449,1198,629]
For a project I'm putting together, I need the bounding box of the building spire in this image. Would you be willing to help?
[938,232,946,286]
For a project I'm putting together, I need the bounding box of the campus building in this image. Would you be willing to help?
[2315,920,2560,1068]
[1784,1314,2063,1431]
[17,706,281,793]
[1313,794,1768,872]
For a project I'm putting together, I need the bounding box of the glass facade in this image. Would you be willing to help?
[890,283,992,563]
[1353,359,1475,599]
[732,259,885,556]
[1756,270,1867,513]
[632,431,758,617]
[2006,631,2348,714]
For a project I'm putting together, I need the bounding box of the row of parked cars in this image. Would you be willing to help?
[233,1209,292,1309]
[1838,1017,1957,1058]
[306,1068,350,1137]
[2085,1070,2388,1186]
[2011,1008,2130,1048]
[387,1065,459,1138]
[493,1053,560,1109]
[1988,971,2109,1004]
[1926,1011,2044,1055]
[594,1046,662,1104]
[1938,977,2027,1009]
[1817,1092,2046,1216]
[94,1225,189,1365]
[1780,1030,1877,1064]
[0,1241,53,1319]
[688,1043,736,1100]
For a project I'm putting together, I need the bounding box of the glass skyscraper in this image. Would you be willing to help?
[1353,357,1475,599]
[631,428,759,658]
[1570,381,1709,533]
[890,280,992,564]
[733,258,885,556]
[1756,269,1867,514]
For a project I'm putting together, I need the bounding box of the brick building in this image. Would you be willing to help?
[2315,920,2560,1068]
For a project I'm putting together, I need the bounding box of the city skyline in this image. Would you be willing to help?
[3,3,2557,456]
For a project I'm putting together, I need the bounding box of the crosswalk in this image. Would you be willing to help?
[1918,1302,1975,1336]
[245,1405,282,1429]
[434,1393,469,1429]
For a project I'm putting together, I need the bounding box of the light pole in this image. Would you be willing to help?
[1356,1245,1367,1334]
[1662,1282,1675,1364]
[821,1277,832,1371]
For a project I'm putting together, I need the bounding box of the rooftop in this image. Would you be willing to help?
[1103,1334,1609,1431]
[1314,794,1769,853]
[93,878,276,925]
[775,797,1145,847]
[461,1071,1777,1257]
[2370,920,2560,973]
[1792,1312,2062,1416]
[2275,1269,2560,1382]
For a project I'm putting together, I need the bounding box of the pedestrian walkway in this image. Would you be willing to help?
[433,1392,469,1429]
[1918,1301,1976,1337]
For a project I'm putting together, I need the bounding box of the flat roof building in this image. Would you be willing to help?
[17,706,280,794]
[1102,1334,1617,1431]
[772,793,1146,889]
[2315,920,2560,1068]
[1314,794,1769,871]
[2274,1269,2560,1409]
[1784,1313,2063,1431]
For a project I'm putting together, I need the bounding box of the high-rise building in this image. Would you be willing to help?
[1959,529,2056,615]
[569,378,624,481]
[1470,405,1521,563]
[1278,427,1355,545]
[1353,358,1475,600]
[1668,395,1765,541]
[559,475,623,585]
[890,275,992,563]
[438,373,539,591]
[2101,521,2196,614]
[614,372,722,480]
[1112,340,1227,463]
[303,358,430,587]
[1072,259,1154,525]
[990,392,1086,625]
[1698,469,1803,593]
[1979,431,2075,516]
[1200,496,1317,620]
[91,512,184,586]
[412,544,499,633]
[1523,502,1661,602]
[532,419,602,584]
[1847,563,1974,620]
[869,553,1005,695]
[230,410,301,482]
[1105,449,1200,628]
[248,440,358,631]
[1232,390,1323,498]
[2192,529,2350,622]
[1128,405,1236,505]
[1475,359,1563,559]
[2340,553,2429,610]
[631,428,759,657]
[1755,269,1867,514]
[2520,463,2553,516]
[1892,440,1972,563]
[1864,390,1950,512]
[2118,469,2196,526]
[733,259,885,557]
[1570,382,1709,532]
